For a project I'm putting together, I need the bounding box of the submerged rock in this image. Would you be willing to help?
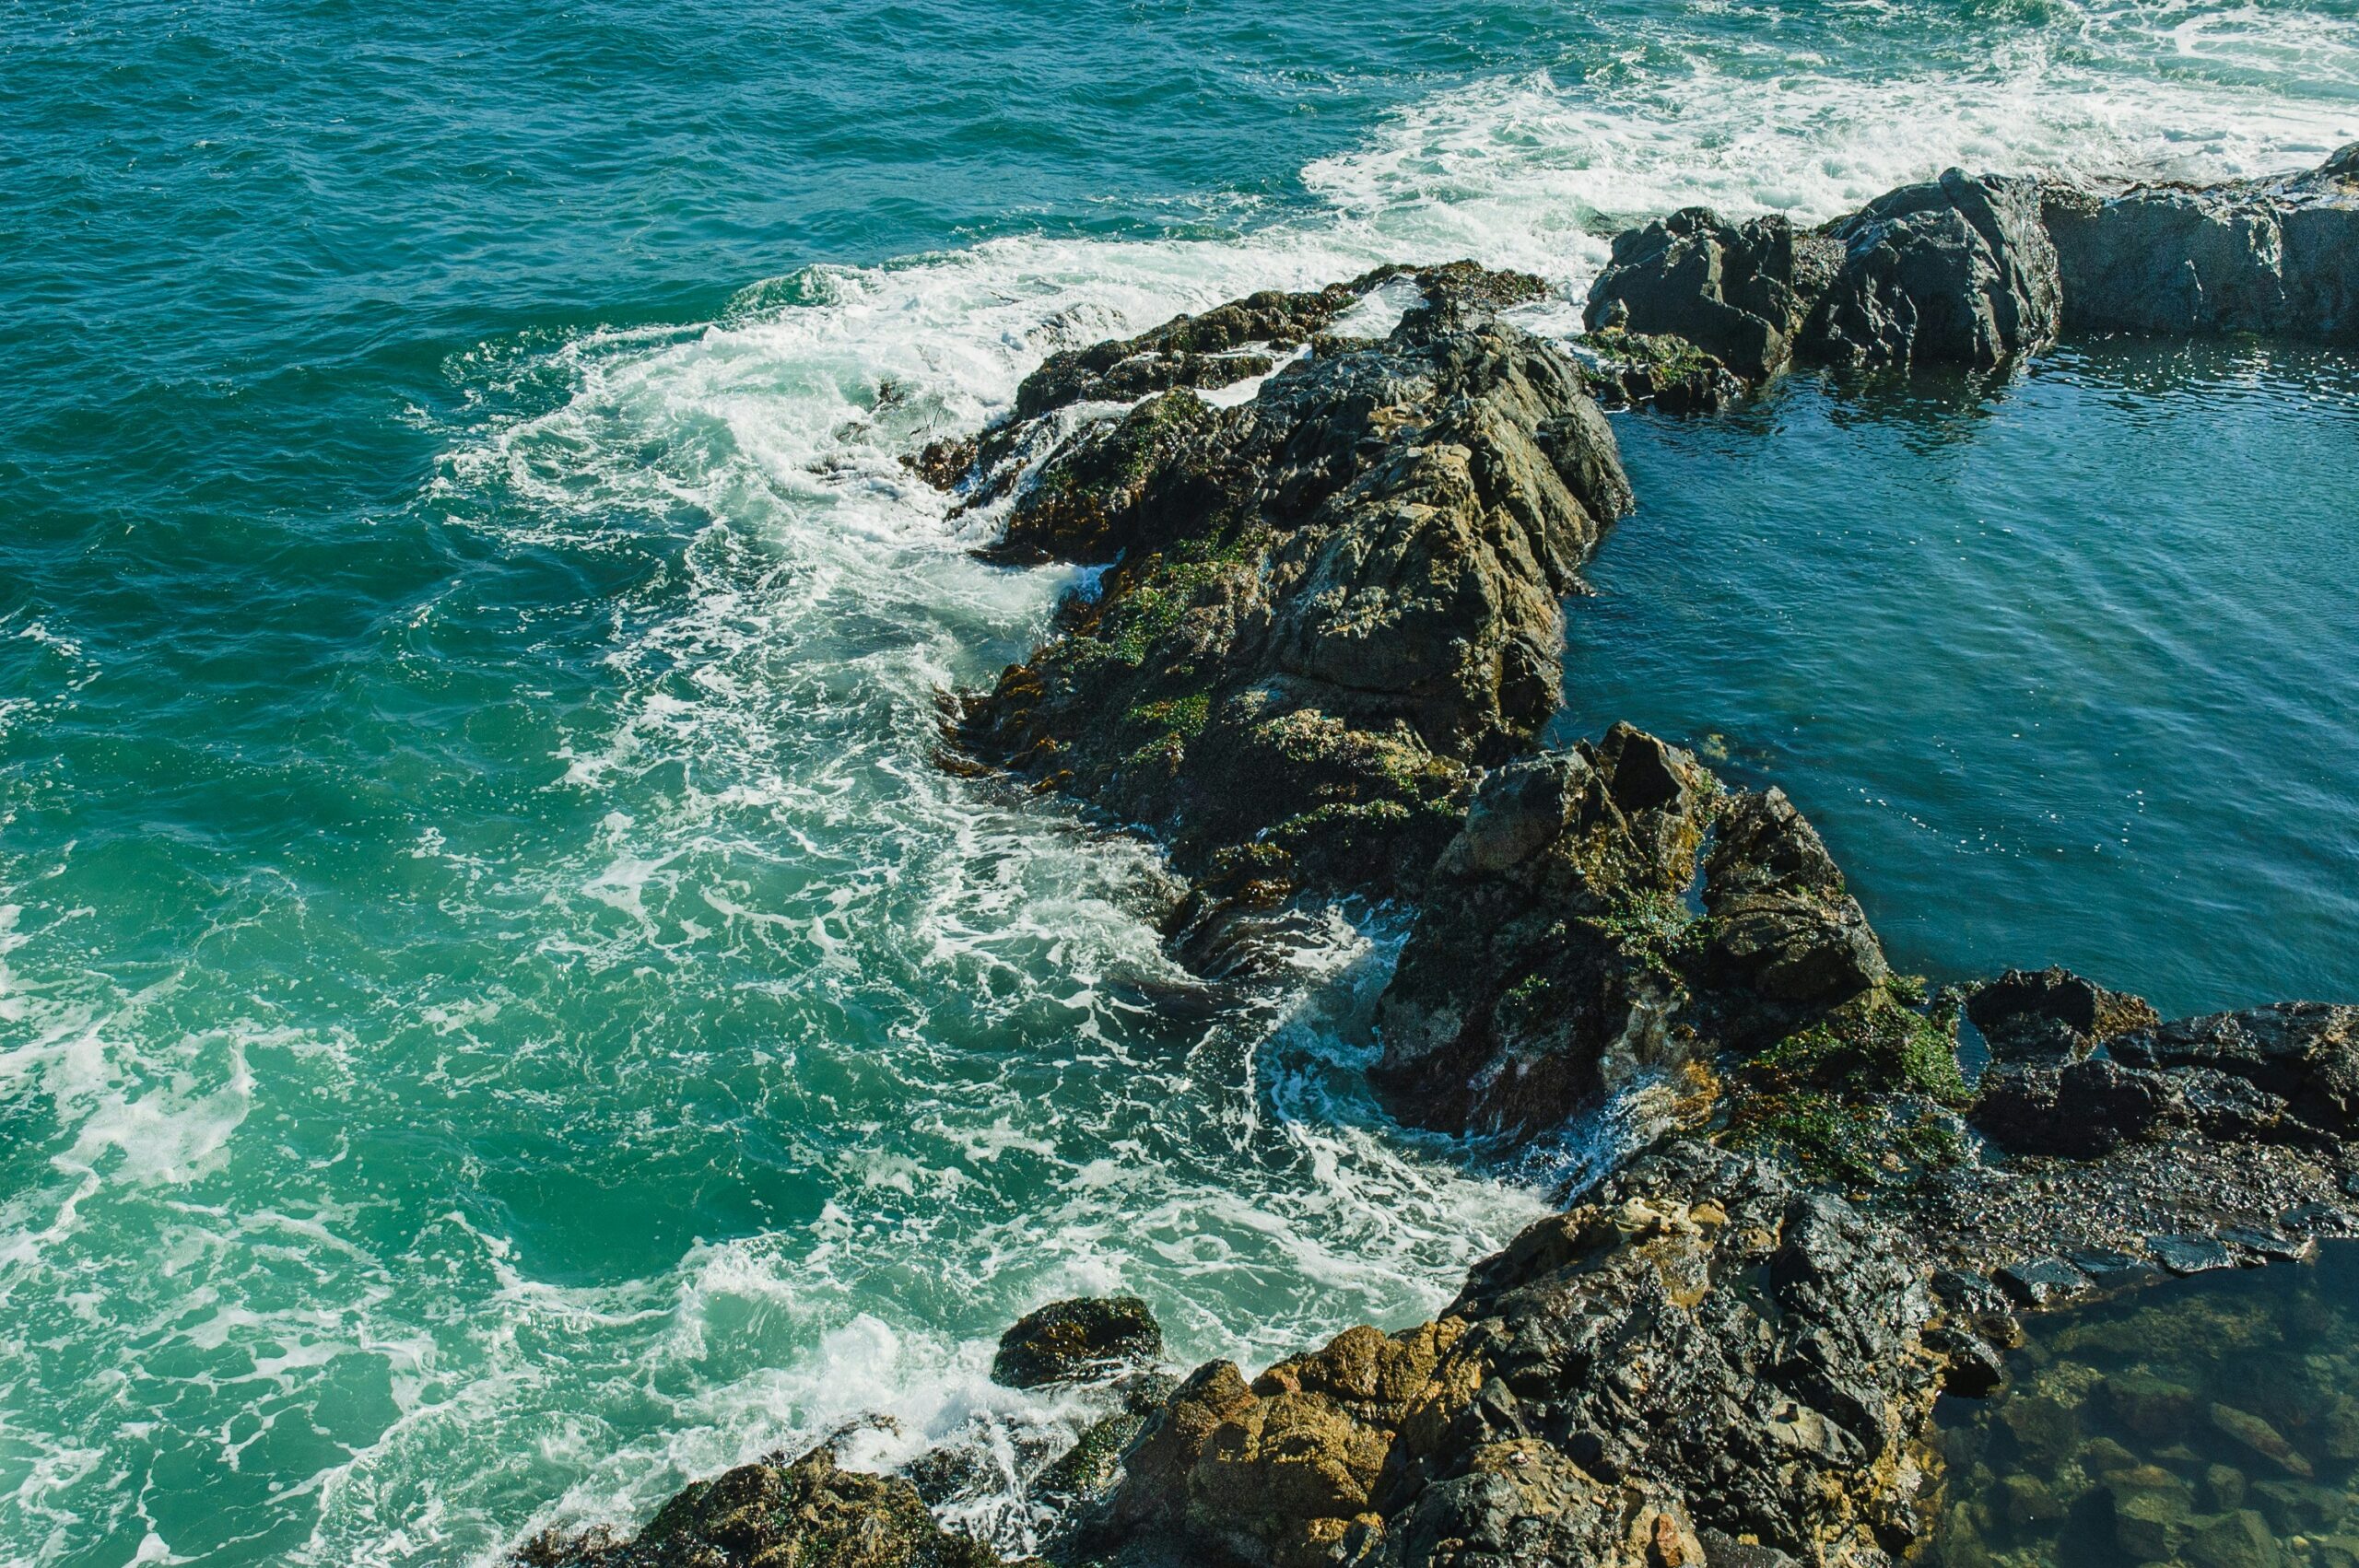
[992,1296,1166,1390]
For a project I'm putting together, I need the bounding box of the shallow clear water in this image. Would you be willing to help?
[4,1,2358,1563]
[1931,1244,2359,1567]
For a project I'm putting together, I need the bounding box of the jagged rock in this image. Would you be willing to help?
[1370,725,1719,1135]
[512,1446,1010,1568]
[1372,725,1912,1141]
[1097,1143,1947,1568]
[1582,210,1842,380]
[1971,1052,2307,1159]
[2109,1002,2358,1141]
[1965,966,2159,1061]
[1806,169,2062,369]
[992,1296,1165,1389]
[1695,789,1886,1020]
[956,276,1632,913]
[2044,143,2359,343]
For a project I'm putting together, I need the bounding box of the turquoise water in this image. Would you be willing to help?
[4,2,2358,1563]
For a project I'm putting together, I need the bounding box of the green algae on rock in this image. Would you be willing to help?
[942,267,1632,941]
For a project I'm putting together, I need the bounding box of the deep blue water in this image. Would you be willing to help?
[3,2,2356,1563]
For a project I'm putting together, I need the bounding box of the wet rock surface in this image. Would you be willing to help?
[995,1297,1168,1390]
[2045,144,2359,343]
[1966,967,2160,1063]
[513,1445,1018,1568]
[1579,144,2359,406]
[1368,724,1910,1139]
[520,159,2359,1568]
[1582,210,1841,381]
[1084,1141,1948,1568]
[946,264,1632,927]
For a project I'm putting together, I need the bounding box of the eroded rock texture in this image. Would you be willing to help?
[1580,210,1841,380]
[1092,1143,1946,1568]
[2045,143,2359,341]
[515,1447,1013,1568]
[1580,144,2359,405]
[1370,725,1902,1139]
[947,267,1632,925]
[1965,966,2160,1063]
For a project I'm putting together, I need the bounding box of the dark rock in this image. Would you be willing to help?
[1582,209,1842,380]
[1994,1256,2093,1308]
[1926,1325,2005,1398]
[2220,1226,2316,1263]
[1369,725,1719,1136]
[2111,1002,2358,1142]
[954,284,1634,916]
[1974,1058,2187,1156]
[992,1296,1164,1389]
[513,1446,1009,1568]
[2069,1246,2162,1290]
[1696,1527,1802,1567]
[2044,143,2359,343]
[1696,789,1887,1016]
[1965,966,2160,1061]
[1806,169,2062,369]
[1371,724,1928,1140]
[2148,1234,2236,1275]
[1574,328,1749,413]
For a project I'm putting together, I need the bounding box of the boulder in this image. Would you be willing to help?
[1806,169,2062,369]
[1966,966,2160,1061]
[513,1446,1008,1568]
[991,1295,1165,1389]
[1581,210,1842,380]
[2109,1002,2358,1141]
[1372,724,1915,1140]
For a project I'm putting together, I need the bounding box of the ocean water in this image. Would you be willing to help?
[3,1,2356,1563]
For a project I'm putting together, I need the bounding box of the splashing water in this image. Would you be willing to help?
[2,0,2355,1562]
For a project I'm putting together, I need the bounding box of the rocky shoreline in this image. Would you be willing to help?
[515,148,2359,1568]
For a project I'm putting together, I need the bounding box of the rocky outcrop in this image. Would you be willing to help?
[1088,1141,1949,1568]
[2110,1002,2357,1139]
[993,1297,1167,1390]
[1965,966,2160,1062]
[1579,145,2359,404]
[947,268,1633,928]
[1369,724,1907,1140]
[1972,1001,2356,1161]
[2044,143,2359,342]
[1805,170,2062,371]
[515,1446,1014,1568]
[1581,170,2060,384]
[1582,211,1841,380]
